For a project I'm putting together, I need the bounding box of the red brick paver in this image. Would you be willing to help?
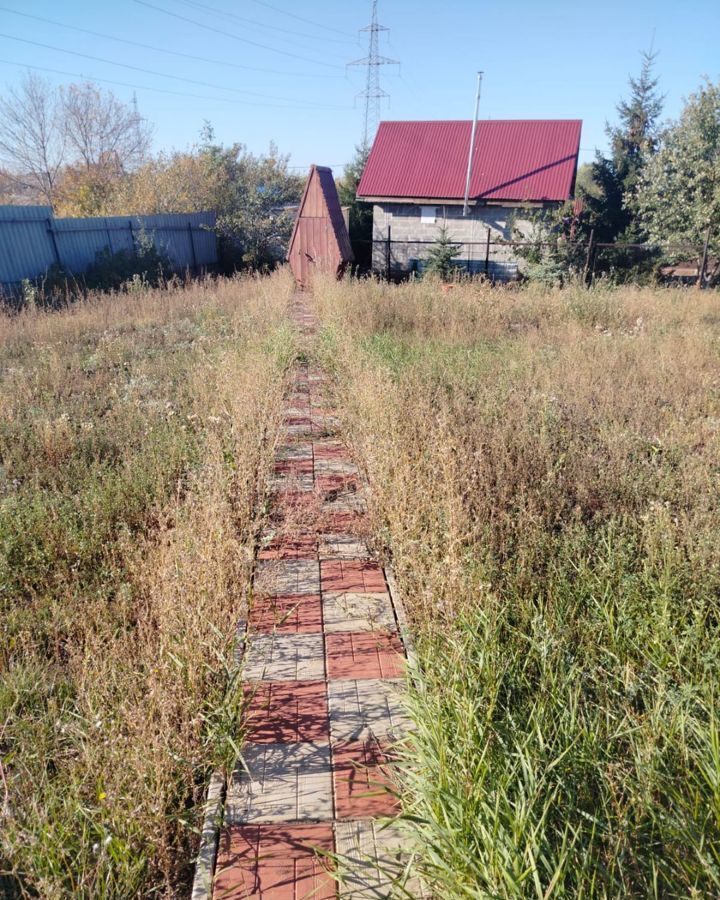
[326,632,406,680]
[273,458,314,477]
[243,681,329,743]
[215,824,335,899]
[315,474,359,494]
[333,740,400,819]
[213,294,414,899]
[320,560,387,594]
[249,594,323,634]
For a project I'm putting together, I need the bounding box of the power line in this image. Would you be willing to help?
[348,0,399,149]
[0,6,345,79]
[174,0,357,46]
[0,58,346,110]
[133,0,345,70]
[246,0,354,39]
[0,32,346,107]
[288,162,349,169]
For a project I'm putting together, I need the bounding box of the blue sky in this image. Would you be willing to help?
[1,0,718,175]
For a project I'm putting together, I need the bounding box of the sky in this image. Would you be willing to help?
[0,0,719,176]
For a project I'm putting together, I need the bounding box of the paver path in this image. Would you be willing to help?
[213,294,415,898]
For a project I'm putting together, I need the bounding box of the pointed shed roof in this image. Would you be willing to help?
[288,165,353,261]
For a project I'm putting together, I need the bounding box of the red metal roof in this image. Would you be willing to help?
[357,120,582,202]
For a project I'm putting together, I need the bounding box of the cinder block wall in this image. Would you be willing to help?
[371,202,537,276]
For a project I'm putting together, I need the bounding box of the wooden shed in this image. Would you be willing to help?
[287,165,353,286]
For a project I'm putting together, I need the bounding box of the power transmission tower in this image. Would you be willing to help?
[131,92,143,147]
[348,0,399,150]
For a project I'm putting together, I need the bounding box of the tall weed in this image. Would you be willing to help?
[316,274,720,897]
[0,273,295,897]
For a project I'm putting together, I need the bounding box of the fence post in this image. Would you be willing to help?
[385,225,391,281]
[188,222,198,271]
[104,218,113,254]
[697,225,711,289]
[129,219,137,256]
[46,217,61,266]
[484,227,491,276]
[583,228,596,286]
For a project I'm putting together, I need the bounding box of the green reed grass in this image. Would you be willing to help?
[315,274,720,898]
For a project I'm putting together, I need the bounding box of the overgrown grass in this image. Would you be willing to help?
[0,272,296,897]
[315,275,720,897]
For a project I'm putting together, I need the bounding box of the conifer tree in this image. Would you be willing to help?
[337,145,372,271]
[424,226,461,280]
[585,51,664,242]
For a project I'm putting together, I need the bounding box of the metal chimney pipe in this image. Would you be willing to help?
[462,71,483,217]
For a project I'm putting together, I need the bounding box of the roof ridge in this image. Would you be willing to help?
[377,118,583,124]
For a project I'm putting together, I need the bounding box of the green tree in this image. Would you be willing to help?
[337,145,372,271]
[513,204,588,286]
[635,78,720,284]
[424,226,461,280]
[107,127,304,271]
[211,141,303,270]
[585,51,664,243]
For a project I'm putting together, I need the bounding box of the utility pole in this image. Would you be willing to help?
[348,0,399,151]
[462,72,483,217]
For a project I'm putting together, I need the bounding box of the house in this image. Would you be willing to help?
[357,119,582,279]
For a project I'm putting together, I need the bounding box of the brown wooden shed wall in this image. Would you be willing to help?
[288,165,353,287]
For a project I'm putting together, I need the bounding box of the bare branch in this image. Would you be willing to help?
[0,72,66,205]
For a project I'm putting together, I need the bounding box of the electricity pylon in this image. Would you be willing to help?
[348,0,399,150]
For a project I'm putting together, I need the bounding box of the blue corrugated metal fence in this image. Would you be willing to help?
[0,206,218,287]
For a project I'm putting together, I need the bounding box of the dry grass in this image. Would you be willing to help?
[315,274,720,897]
[0,272,296,897]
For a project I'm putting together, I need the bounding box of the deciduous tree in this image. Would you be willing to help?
[635,78,720,284]
[60,83,149,172]
[0,75,151,213]
[0,73,66,206]
[111,128,304,270]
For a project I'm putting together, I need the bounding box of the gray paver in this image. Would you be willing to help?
[312,414,340,430]
[283,423,314,438]
[318,534,371,560]
[226,742,333,823]
[335,821,423,898]
[322,495,366,516]
[323,592,397,633]
[328,679,410,742]
[276,442,313,462]
[314,458,359,477]
[268,472,314,493]
[244,633,325,681]
[255,559,320,596]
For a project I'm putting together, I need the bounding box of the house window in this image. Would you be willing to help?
[420,205,438,224]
